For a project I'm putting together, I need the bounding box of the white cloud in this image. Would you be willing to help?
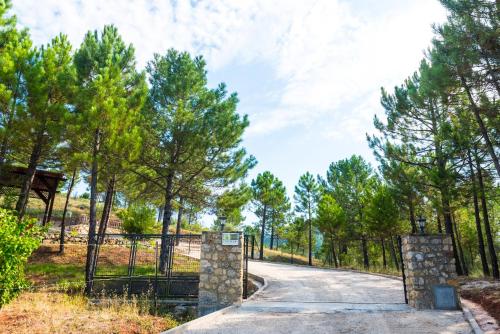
[12,0,446,138]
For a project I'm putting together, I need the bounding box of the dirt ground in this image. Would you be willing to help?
[459,278,500,332]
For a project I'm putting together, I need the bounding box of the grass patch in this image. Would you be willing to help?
[26,263,84,285]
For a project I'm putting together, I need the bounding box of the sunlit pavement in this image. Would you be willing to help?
[165,261,473,334]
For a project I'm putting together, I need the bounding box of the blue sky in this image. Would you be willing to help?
[13,0,447,224]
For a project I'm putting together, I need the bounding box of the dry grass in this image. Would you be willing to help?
[0,291,178,334]
[262,247,401,276]
[263,248,321,266]
[23,194,94,218]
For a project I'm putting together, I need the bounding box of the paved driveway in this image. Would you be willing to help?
[167,261,472,334]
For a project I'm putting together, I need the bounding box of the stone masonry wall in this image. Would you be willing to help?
[402,234,457,309]
[198,232,243,316]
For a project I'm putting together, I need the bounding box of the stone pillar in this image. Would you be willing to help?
[198,232,243,316]
[402,234,457,309]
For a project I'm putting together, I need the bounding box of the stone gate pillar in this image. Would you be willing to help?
[198,231,243,316]
[401,234,458,309]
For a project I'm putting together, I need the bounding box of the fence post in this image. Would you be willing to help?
[127,236,138,296]
[251,235,255,259]
[397,236,408,304]
[154,241,159,311]
[243,235,249,299]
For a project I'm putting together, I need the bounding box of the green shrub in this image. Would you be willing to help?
[79,192,90,199]
[0,209,45,307]
[117,205,159,234]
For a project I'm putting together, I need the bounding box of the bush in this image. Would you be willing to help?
[0,209,45,307]
[117,205,159,234]
[79,192,90,199]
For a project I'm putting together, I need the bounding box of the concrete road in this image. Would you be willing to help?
[167,261,473,334]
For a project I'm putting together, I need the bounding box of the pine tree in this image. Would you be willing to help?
[215,184,252,230]
[251,171,279,260]
[73,25,147,293]
[137,49,255,272]
[316,193,346,268]
[294,172,320,266]
[14,34,74,218]
[320,155,377,269]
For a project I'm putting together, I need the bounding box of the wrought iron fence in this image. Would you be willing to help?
[90,233,201,300]
[243,234,249,299]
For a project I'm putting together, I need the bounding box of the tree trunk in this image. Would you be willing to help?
[85,128,100,294]
[389,236,399,271]
[441,195,464,275]
[361,237,369,269]
[308,203,312,266]
[270,220,274,250]
[97,175,115,244]
[437,214,443,234]
[460,75,500,177]
[60,169,77,253]
[467,150,490,276]
[381,238,387,269]
[259,204,267,260]
[475,153,499,279]
[15,131,44,219]
[331,236,338,268]
[159,172,174,273]
[408,196,417,234]
[452,211,468,276]
[175,196,184,246]
[157,206,164,222]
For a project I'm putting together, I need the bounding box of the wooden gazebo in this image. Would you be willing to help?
[0,166,65,225]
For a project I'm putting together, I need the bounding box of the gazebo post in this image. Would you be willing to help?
[44,192,56,226]
[41,195,50,225]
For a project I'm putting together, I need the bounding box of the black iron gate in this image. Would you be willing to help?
[397,236,408,304]
[243,234,249,299]
[90,233,201,300]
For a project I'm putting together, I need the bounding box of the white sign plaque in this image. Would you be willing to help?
[222,233,239,246]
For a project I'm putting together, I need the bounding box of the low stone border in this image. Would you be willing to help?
[161,304,239,334]
[461,302,485,334]
[246,273,267,301]
[161,272,267,334]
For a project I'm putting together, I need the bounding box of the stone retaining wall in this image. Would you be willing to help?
[198,231,243,316]
[43,233,126,245]
[402,234,457,309]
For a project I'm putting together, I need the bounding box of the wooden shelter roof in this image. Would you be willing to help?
[0,166,65,198]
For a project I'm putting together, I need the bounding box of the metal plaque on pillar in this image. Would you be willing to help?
[222,232,240,246]
[432,284,459,310]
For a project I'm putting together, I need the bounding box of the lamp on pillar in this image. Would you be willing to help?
[218,216,227,231]
[417,215,426,234]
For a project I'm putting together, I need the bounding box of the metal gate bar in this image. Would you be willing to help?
[397,236,408,304]
[90,233,201,300]
[243,234,249,299]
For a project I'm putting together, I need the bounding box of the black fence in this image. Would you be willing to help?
[243,235,249,299]
[90,233,201,301]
